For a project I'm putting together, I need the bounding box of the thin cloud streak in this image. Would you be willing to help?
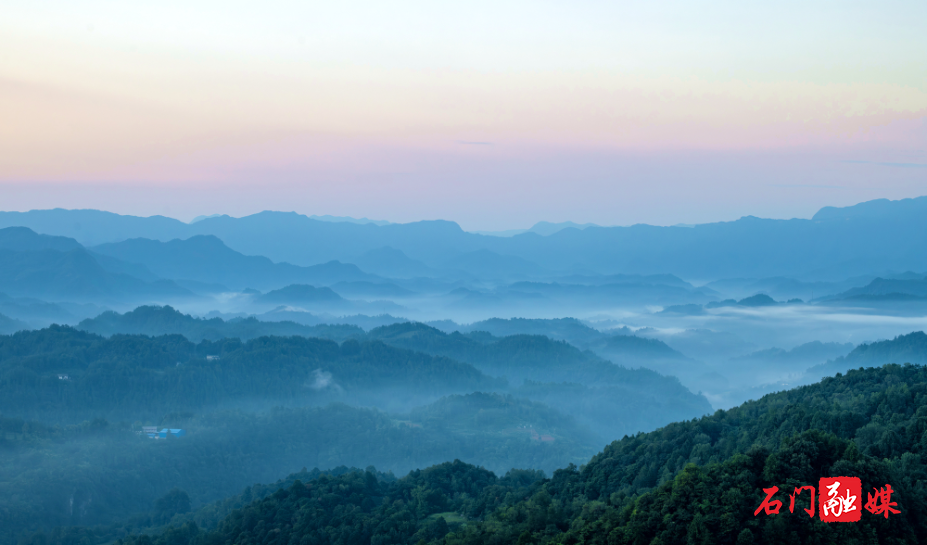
[842,160,927,168]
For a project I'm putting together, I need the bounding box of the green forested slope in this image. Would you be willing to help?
[0,393,599,544]
[367,322,663,383]
[88,363,927,545]
[367,322,699,394]
[79,306,364,342]
[113,462,538,545]
[368,322,711,440]
[0,326,497,422]
[70,313,712,440]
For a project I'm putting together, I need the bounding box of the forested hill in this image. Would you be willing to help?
[368,321,615,376]
[78,305,364,342]
[367,321,689,387]
[0,326,497,422]
[75,307,698,394]
[0,312,28,335]
[2,317,714,440]
[70,310,713,439]
[367,322,712,437]
[459,317,619,346]
[808,330,927,377]
[0,396,597,543]
[79,308,694,387]
[103,364,927,545]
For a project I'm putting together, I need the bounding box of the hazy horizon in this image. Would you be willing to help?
[4,192,927,232]
[3,1,926,230]
[3,3,927,543]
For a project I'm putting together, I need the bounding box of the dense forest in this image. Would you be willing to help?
[79,306,366,342]
[9,307,927,544]
[36,363,927,545]
[79,308,688,387]
[68,308,711,439]
[0,321,713,544]
[353,322,711,435]
[82,308,698,380]
[366,322,689,387]
[0,392,601,542]
[0,325,498,422]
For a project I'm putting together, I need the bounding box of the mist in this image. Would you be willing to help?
[1,200,927,544]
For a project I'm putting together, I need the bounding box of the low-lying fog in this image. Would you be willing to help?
[117,280,927,411]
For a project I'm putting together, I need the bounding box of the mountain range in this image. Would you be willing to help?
[3,196,927,279]
[93,235,379,291]
[0,227,193,303]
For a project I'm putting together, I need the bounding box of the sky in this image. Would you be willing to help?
[1,0,926,230]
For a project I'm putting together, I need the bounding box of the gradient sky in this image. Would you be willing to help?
[2,1,926,230]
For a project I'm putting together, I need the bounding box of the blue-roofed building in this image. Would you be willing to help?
[143,427,187,439]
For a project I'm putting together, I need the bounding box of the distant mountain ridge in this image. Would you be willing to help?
[308,214,391,226]
[0,312,29,334]
[0,227,193,303]
[3,196,927,278]
[93,235,380,290]
[474,220,599,237]
[808,331,927,377]
[733,340,854,367]
[349,247,436,278]
[0,226,82,252]
[78,305,365,342]
[827,276,927,301]
[257,284,344,305]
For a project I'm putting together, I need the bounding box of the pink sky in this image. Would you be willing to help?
[1,1,925,229]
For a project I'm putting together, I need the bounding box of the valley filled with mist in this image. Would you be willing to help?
[3,198,927,544]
